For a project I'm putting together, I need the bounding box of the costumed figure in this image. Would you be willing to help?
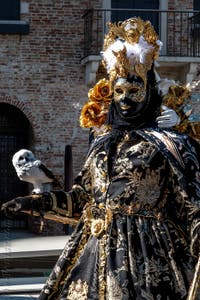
[2,17,200,300]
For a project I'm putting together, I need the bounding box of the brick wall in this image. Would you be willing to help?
[0,0,102,190]
[168,0,193,10]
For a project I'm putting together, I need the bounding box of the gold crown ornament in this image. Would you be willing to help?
[80,17,162,129]
[101,17,162,86]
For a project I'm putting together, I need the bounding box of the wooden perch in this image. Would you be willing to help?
[22,210,79,226]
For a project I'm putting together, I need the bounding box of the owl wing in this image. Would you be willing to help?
[38,163,55,181]
[37,161,62,188]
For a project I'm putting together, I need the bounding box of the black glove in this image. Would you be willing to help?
[1,193,53,217]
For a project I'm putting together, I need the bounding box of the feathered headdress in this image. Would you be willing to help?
[102,17,162,86]
[80,17,162,129]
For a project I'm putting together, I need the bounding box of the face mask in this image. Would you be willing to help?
[113,78,147,119]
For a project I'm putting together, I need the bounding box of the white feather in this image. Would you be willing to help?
[102,36,161,76]
[101,39,124,72]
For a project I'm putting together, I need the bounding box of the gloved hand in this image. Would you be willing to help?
[157,105,181,128]
[1,193,53,217]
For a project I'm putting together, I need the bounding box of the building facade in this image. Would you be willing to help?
[0,0,199,223]
[0,0,200,288]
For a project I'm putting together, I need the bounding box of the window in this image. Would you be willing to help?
[194,0,200,10]
[0,0,29,34]
[0,0,20,20]
[111,0,159,33]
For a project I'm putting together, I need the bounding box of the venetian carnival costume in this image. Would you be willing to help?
[2,18,200,300]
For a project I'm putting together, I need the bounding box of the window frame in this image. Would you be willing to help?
[0,0,29,35]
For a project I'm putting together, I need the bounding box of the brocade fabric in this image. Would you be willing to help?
[39,128,200,300]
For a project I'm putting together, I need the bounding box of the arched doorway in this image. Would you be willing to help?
[0,103,34,228]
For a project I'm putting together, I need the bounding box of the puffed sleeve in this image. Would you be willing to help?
[49,152,93,218]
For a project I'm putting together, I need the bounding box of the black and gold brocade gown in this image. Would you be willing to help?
[39,128,200,300]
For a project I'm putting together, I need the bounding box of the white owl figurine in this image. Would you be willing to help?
[12,149,57,194]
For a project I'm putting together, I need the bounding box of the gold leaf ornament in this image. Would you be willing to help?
[91,218,105,237]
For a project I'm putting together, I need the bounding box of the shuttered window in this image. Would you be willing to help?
[0,0,20,20]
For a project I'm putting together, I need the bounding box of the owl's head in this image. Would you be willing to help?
[12,149,36,169]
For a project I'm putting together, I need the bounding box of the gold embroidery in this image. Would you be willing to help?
[58,220,90,293]
[106,271,123,299]
[135,169,161,204]
[98,233,107,300]
[67,279,89,300]
[81,203,112,299]
[83,203,113,238]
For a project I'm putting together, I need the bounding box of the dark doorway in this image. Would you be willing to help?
[0,103,33,228]
[111,0,159,34]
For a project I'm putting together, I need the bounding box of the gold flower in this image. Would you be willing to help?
[80,102,107,128]
[88,78,113,103]
[80,78,112,128]
[135,170,161,205]
[162,84,192,134]
[91,218,105,237]
[163,84,190,109]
